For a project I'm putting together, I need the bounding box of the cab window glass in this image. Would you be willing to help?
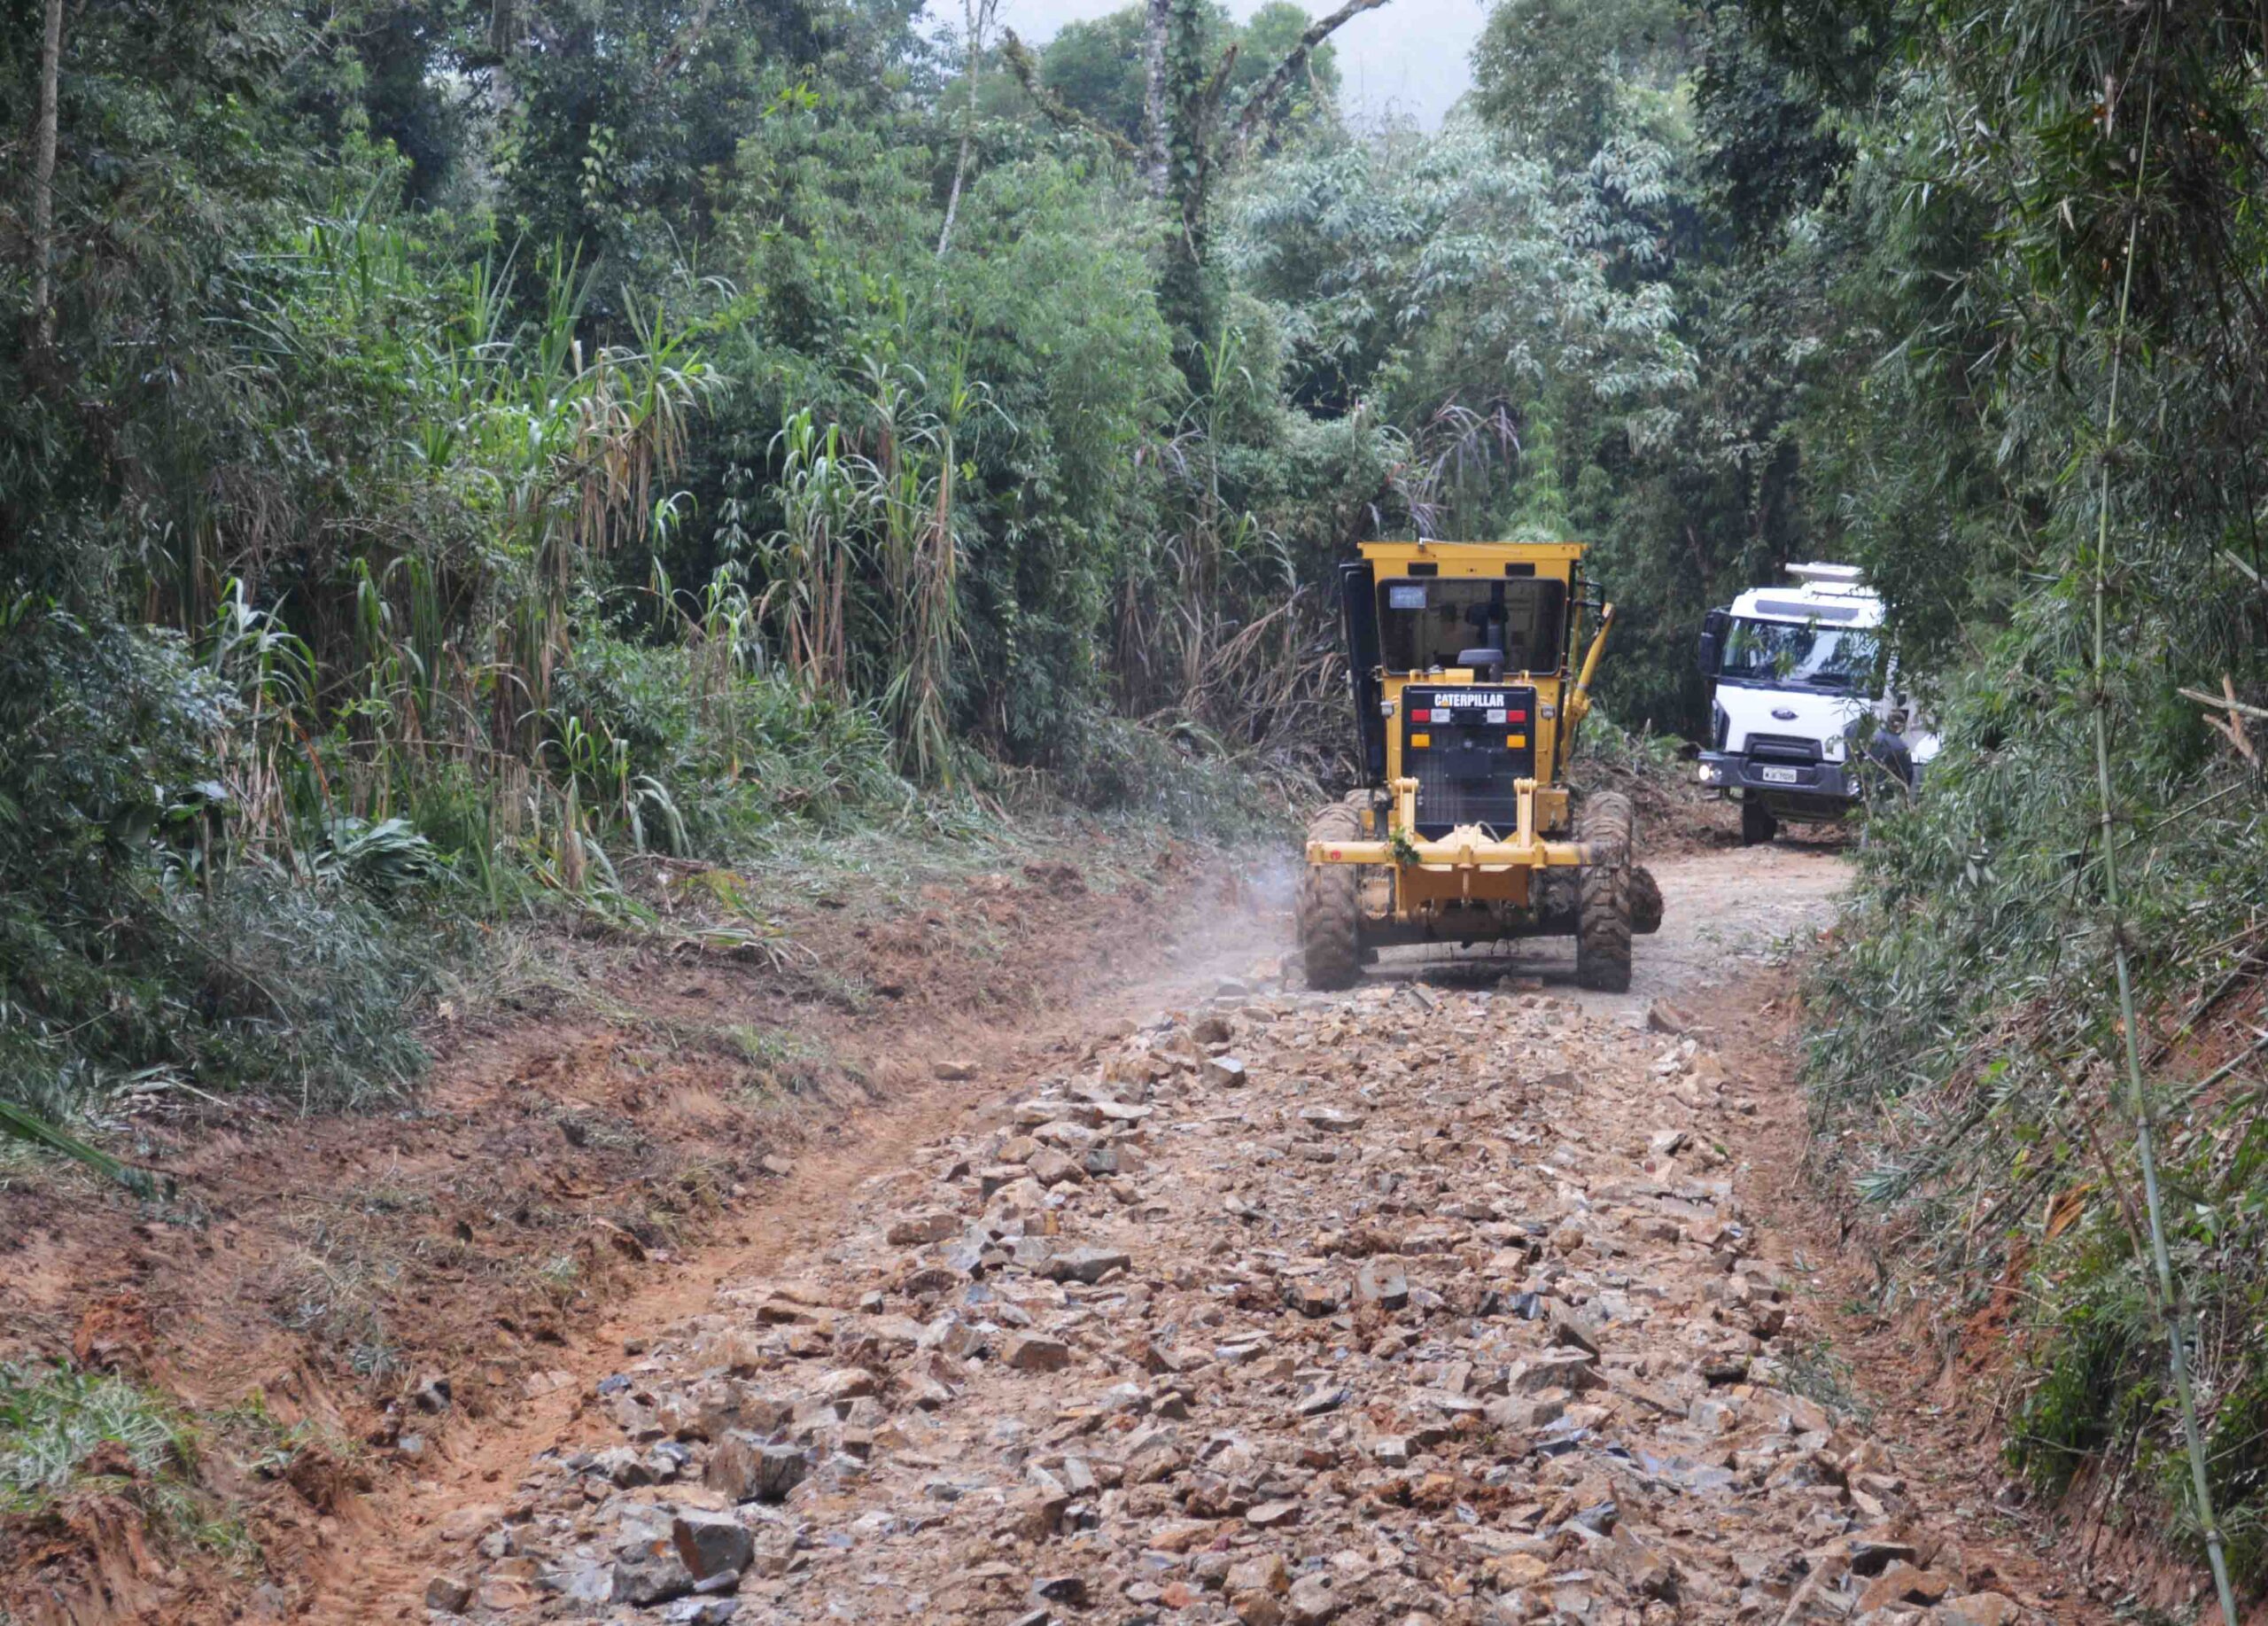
[1377,578,1565,673]
[1718,618,1879,690]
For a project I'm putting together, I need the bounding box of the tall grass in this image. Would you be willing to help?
[0,205,934,1128]
[750,359,989,783]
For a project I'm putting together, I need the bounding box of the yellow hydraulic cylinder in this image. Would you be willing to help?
[1564,602,1616,732]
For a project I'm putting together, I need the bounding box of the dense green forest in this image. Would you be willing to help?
[10,0,2268,1595]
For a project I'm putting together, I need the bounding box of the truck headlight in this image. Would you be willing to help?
[1697,762,1721,784]
[1822,736,1846,762]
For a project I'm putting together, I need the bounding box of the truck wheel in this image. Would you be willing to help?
[1298,803,1364,992]
[1740,797,1777,847]
[1576,792,1633,992]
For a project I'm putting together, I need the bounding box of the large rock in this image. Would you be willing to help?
[423,1575,471,1613]
[1286,1575,1339,1623]
[1233,1595,1285,1626]
[1354,1259,1409,1311]
[1002,1333,1073,1373]
[1227,1554,1291,1596]
[1854,1561,1947,1613]
[1027,1148,1085,1186]
[671,1510,754,1583]
[661,1599,741,1625]
[1646,1000,1697,1034]
[593,1445,655,1487]
[887,1210,960,1246]
[706,1433,809,1503]
[613,1535,695,1606]
[1510,1349,1602,1394]
[1044,1246,1130,1285]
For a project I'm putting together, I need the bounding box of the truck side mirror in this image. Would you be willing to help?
[1697,610,1729,677]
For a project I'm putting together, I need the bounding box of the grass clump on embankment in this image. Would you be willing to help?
[0,1362,269,1560]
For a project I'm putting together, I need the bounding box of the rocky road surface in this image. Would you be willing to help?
[393,846,2075,1626]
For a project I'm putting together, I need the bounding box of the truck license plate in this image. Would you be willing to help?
[1759,766,1799,784]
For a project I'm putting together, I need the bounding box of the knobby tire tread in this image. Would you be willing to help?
[1299,803,1364,992]
[1577,792,1634,992]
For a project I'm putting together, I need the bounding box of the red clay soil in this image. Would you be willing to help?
[1706,975,2093,1597]
[0,837,1278,1626]
[1727,969,2251,1624]
[12,823,2210,1626]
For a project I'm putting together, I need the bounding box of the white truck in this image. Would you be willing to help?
[1694,563,1937,844]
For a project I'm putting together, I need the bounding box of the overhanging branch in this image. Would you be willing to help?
[1229,0,1388,150]
[1003,30,1142,163]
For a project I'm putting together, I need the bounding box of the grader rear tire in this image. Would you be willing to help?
[1576,792,1634,992]
[1298,803,1364,992]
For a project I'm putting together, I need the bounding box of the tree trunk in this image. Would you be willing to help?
[1153,0,1390,370]
[32,0,62,349]
[1141,0,1170,197]
[650,0,719,86]
[1154,0,1216,369]
[936,0,990,255]
[489,0,520,120]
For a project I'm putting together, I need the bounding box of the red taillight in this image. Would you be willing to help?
[1508,709,1528,722]
[1410,708,1432,723]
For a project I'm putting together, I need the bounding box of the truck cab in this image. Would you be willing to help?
[1694,563,1936,844]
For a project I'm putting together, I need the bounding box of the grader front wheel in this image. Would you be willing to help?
[1297,803,1364,992]
[1576,792,1634,992]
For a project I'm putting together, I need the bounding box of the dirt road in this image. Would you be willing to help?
[329,842,2096,1626]
[1362,844,1850,1020]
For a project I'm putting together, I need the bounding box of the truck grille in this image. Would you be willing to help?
[1746,732,1822,762]
[1402,684,1537,838]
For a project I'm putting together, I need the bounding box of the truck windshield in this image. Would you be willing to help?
[1377,578,1565,673]
[1718,617,1879,691]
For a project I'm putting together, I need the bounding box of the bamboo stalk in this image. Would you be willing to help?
[32,0,62,349]
[2174,686,2268,722]
[2085,50,2241,1624]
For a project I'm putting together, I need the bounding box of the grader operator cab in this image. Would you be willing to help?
[1297,539,1661,992]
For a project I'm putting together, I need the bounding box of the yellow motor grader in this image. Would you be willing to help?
[1297,538,1661,992]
